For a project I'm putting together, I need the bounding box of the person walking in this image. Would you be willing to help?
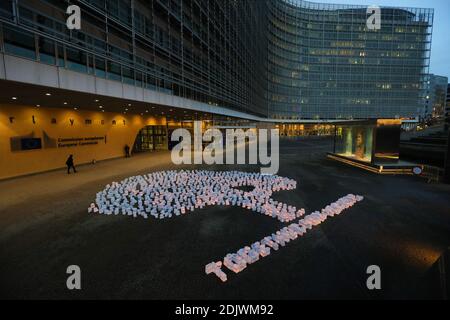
[66,154,77,174]
[124,144,131,158]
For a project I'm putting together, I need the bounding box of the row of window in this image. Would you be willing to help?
[268,63,425,77]
[271,1,433,25]
[267,43,429,65]
[18,0,267,117]
[0,0,432,119]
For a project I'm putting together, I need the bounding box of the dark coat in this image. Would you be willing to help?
[66,156,74,166]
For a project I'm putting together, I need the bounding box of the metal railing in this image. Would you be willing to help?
[421,165,443,183]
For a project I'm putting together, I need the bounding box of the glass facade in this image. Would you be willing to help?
[267,0,433,120]
[335,124,374,162]
[426,74,449,118]
[0,0,267,117]
[0,0,433,120]
[334,120,401,164]
[276,123,335,136]
[446,85,450,126]
[134,125,168,152]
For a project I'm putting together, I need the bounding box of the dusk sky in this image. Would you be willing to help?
[312,0,450,80]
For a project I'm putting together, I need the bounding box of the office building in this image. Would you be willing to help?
[0,0,434,178]
[425,74,448,118]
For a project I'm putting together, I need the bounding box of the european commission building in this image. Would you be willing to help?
[0,0,433,120]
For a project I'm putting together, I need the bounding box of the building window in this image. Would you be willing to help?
[3,25,36,60]
[122,66,135,85]
[38,37,56,65]
[136,72,143,87]
[0,1,13,20]
[95,57,106,78]
[57,44,65,67]
[107,61,121,81]
[66,46,87,73]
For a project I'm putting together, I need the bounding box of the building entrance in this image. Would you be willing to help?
[133,126,168,153]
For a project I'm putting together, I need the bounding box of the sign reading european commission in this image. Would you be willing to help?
[57,136,106,148]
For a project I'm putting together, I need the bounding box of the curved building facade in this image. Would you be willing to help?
[267,0,433,120]
[0,0,434,120]
[0,0,268,117]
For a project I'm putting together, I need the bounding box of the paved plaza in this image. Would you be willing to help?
[1,138,450,299]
